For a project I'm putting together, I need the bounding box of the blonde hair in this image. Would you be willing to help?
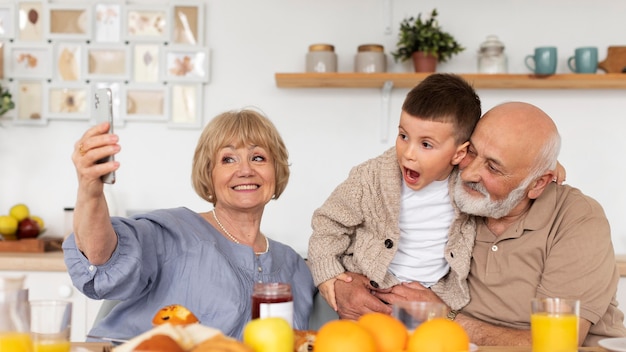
[191,109,290,205]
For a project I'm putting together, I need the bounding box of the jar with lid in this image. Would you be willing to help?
[251,282,293,327]
[355,44,387,73]
[477,35,507,74]
[306,44,337,73]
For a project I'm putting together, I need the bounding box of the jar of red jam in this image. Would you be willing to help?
[251,282,293,327]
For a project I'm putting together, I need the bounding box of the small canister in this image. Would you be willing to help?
[251,282,293,327]
[477,35,507,74]
[355,44,386,73]
[306,44,337,73]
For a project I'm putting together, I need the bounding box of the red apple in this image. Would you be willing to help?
[17,218,40,239]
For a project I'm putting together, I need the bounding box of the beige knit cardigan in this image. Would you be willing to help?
[307,147,476,310]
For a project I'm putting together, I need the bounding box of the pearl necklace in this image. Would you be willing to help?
[212,209,269,255]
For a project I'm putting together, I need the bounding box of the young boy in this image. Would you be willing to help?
[307,73,481,314]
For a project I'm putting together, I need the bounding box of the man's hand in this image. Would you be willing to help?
[334,272,391,320]
[318,273,353,311]
[372,281,444,305]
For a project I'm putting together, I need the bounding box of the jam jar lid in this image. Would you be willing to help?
[479,35,505,53]
[308,44,335,52]
[357,44,384,52]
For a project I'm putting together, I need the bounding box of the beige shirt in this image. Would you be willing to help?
[462,182,626,346]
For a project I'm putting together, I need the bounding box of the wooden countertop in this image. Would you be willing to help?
[1,252,626,277]
[0,251,67,271]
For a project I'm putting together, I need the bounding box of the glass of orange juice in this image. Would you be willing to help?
[30,300,72,352]
[530,297,579,352]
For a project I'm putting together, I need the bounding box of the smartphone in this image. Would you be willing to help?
[94,88,116,184]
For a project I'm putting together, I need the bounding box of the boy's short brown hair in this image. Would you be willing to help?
[402,73,481,144]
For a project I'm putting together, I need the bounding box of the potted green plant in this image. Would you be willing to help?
[391,9,464,72]
[0,84,14,117]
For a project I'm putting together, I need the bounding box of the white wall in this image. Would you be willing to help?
[2,0,626,256]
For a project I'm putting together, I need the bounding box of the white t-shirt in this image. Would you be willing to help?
[387,177,453,287]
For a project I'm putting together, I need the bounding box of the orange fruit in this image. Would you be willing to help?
[357,312,408,352]
[407,317,470,352]
[314,320,376,352]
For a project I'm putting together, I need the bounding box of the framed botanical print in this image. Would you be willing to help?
[84,44,130,80]
[122,84,168,122]
[0,4,15,39]
[171,3,203,45]
[46,83,89,120]
[123,5,169,42]
[13,80,46,125]
[46,4,91,40]
[17,1,43,42]
[7,44,52,79]
[94,2,122,43]
[132,43,160,83]
[163,46,209,83]
[168,83,202,128]
[54,42,82,81]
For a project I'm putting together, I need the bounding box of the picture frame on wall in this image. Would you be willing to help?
[171,3,204,45]
[0,4,15,39]
[122,84,168,122]
[7,44,52,79]
[91,81,124,127]
[84,44,130,80]
[46,83,90,120]
[132,43,160,83]
[168,83,202,129]
[13,80,46,125]
[0,42,5,79]
[17,1,44,42]
[123,5,169,42]
[94,2,122,43]
[46,4,91,40]
[54,42,82,81]
[163,46,209,83]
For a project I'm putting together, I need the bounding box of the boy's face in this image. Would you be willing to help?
[395,111,468,191]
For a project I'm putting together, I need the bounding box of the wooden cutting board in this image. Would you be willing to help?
[0,238,63,252]
[598,46,626,73]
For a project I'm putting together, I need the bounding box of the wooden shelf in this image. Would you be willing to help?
[275,72,626,89]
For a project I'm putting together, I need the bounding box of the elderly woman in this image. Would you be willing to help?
[63,109,315,340]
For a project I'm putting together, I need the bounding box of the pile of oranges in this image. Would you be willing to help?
[314,312,470,352]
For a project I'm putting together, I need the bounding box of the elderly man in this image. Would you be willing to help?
[355,101,626,346]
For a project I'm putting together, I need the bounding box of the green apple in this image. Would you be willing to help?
[9,204,29,222]
[243,317,293,352]
[0,215,18,236]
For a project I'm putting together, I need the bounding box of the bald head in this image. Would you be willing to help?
[476,102,560,176]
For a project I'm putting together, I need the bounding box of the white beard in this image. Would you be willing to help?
[453,172,531,219]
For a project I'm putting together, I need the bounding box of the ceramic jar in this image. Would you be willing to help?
[306,44,337,72]
[355,44,386,73]
[477,35,508,74]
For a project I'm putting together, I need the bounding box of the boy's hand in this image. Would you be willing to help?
[319,273,353,311]
[553,161,566,184]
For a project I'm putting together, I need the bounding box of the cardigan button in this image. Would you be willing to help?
[369,280,379,288]
[384,239,394,249]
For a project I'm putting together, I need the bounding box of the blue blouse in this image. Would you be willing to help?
[63,207,315,340]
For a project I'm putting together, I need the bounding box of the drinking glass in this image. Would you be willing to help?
[530,297,579,352]
[0,288,31,352]
[30,300,72,352]
[391,301,447,332]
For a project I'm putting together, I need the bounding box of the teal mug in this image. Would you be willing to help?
[525,47,558,75]
[568,47,598,74]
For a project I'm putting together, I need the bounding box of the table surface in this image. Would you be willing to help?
[70,342,609,352]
